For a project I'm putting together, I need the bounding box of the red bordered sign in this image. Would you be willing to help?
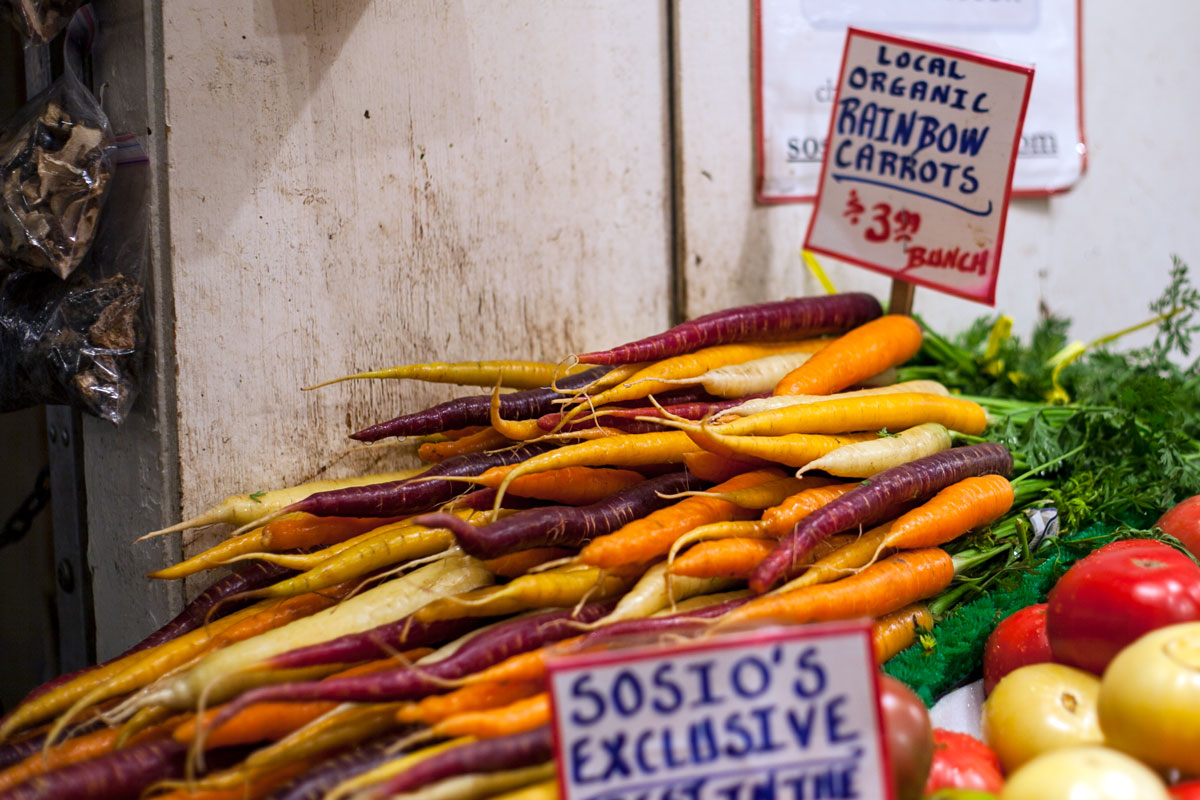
[754,0,1083,202]
[803,29,1034,305]
[547,620,895,800]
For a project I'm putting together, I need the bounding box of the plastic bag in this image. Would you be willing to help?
[1,0,83,45]
[0,41,113,278]
[0,269,142,423]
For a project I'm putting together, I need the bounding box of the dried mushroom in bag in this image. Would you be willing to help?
[0,270,143,424]
[0,74,114,279]
[1,0,82,45]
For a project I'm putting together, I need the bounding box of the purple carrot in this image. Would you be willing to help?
[417,469,699,558]
[268,730,420,800]
[538,395,758,433]
[575,293,883,365]
[13,560,293,711]
[0,737,186,800]
[0,719,108,773]
[262,614,488,672]
[351,366,612,441]
[750,442,1014,593]
[283,443,558,518]
[205,602,616,733]
[580,594,750,647]
[365,725,552,800]
[445,488,548,512]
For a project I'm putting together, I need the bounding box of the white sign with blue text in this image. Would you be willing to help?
[548,622,892,800]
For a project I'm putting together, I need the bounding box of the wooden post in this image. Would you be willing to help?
[889,279,916,316]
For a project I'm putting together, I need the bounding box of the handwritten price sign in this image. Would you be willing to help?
[548,622,894,800]
[804,29,1033,305]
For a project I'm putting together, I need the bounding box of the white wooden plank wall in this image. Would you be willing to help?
[674,1,1200,344]
[158,1,673,591]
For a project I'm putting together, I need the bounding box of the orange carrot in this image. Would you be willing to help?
[489,431,701,511]
[667,538,776,579]
[433,692,550,739]
[396,681,543,726]
[773,314,923,396]
[148,514,404,580]
[670,532,856,580]
[776,475,1015,594]
[480,466,645,505]
[716,547,955,628]
[461,637,585,687]
[873,604,932,663]
[579,468,784,568]
[418,428,513,463]
[760,484,856,538]
[482,548,576,578]
[884,475,1015,549]
[681,451,769,482]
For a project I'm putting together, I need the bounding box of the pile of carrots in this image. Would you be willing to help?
[0,292,1026,799]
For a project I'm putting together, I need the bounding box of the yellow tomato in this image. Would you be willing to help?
[1099,622,1200,774]
[999,746,1169,799]
[981,662,1102,773]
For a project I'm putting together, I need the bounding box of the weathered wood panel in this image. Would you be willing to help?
[156,2,673,601]
[674,1,1200,344]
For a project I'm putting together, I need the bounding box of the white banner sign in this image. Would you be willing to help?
[548,622,893,800]
[804,28,1033,304]
[756,0,1082,201]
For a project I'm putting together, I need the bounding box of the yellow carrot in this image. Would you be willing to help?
[796,422,952,478]
[412,565,633,623]
[693,392,989,438]
[305,360,590,391]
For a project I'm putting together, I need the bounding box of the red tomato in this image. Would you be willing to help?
[1159,495,1200,559]
[878,674,934,800]
[982,603,1053,695]
[923,729,1005,794]
[1046,540,1200,675]
[1170,779,1200,799]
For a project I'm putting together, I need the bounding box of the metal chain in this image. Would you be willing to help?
[0,465,51,549]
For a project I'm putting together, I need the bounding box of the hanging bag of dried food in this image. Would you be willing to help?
[0,5,112,279]
[1,0,82,44]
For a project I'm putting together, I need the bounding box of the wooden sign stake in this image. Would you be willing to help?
[889,278,915,317]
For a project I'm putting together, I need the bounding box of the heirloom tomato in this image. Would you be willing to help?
[1046,539,1200,675]
[878,674,933,800]
[999,746,1170,799]
[982,603,1053,695]
[1158,495,1200,559]
[981,662,1102,773]
[923,729,1004,794]
[1098,622,1200,775]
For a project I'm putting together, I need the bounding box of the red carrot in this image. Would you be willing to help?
[415,470,698,558]
[575,293,882,365]
[351,366,612,441]
[749,443,1013,593]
